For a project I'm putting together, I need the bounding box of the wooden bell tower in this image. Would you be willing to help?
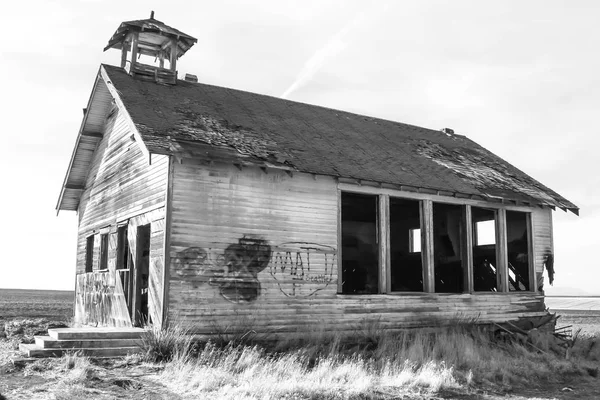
[104,11,197,85]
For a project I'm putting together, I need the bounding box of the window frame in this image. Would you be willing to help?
[99,233,109,271]
[337,186,537,295]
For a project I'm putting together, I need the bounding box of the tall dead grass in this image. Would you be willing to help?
[151,322,600,399]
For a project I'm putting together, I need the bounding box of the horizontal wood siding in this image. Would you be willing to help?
[75,107,168,275]
[532,207,553,290]
[168,163,546,337]
[74,105,168,327]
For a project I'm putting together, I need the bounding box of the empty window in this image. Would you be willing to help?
[409,229,421,253]
[390,198,423,292]
[341,192,379,294]
[85,235,94,273]
[475,220,496,245]
[117,226,129,270]
[433,203,464,293]
[472,207,497,291]
[507,211,531,291]
[99,234,109,271]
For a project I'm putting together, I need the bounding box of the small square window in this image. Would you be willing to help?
[475,220,495,246]
[409,228,421,253]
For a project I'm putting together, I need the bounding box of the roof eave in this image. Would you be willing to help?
[56,68,104,214]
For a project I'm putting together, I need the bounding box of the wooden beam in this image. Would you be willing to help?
[379,195,390,294]
[421,200,435,293]
[463,205,474,293]
[81,131,103,138]
[121,40,129,68]
[130,32,139,68]
[337,189,343,294]
[161,156,174,328]
[64,184,85,190]
[496,208,508,292]
[527,212,536,293]
[169,37,177,72]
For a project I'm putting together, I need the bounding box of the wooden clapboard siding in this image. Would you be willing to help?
[167,162,547,337]
[532,207,553,288]
[75,106,168,275]
[73,103,169,327]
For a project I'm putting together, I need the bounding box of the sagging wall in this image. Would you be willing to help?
[168,162,547,336]
[74,105,169,327]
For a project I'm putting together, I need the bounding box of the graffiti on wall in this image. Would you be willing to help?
[269,242,336,297]
[173,236,336,303]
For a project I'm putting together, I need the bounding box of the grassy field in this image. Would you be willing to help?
[0,289,73,321]
[1,290,599,399]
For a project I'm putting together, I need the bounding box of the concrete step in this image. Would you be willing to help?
[48,327,146,340]
[19,343,143,358]
[35,336,141,349]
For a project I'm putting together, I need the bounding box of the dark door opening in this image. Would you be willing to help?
[133,224,151,326]
[341,192,379,294]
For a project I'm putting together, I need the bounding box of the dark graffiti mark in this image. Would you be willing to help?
[209,238,272,303]
[173,247,210,279]
[173,238,336,303]
[269,242,336,298]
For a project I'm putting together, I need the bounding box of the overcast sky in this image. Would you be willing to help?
[1,0,597,294]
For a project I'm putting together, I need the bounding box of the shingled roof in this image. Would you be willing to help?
[58,64,579,214]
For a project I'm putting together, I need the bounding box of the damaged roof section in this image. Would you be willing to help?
[416,141,578,213]
[100,64,578,213]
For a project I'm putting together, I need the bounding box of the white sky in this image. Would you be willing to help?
[0,0,597,294]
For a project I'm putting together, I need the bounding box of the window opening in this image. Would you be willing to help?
[99,234,109,271]
[433,203,464,293]
[85,235,94,273]
[475,220,496,245]
[472,207,498,291]
[507,211,531,291]
[409,229,421,253]
[390,198,423,292]
[341,192,379,294]
[117,226,131,305]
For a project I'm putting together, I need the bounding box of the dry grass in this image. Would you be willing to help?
[139,323,196,363]
[147,322,600,399]
[3,316,599,399]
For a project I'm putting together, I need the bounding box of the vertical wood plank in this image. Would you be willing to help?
[463,205,474,293]
[496,208,508,292]
[337,189,343,294]
[379,194,390,293]
[120,40,129,68]
[161,156,174,328]
[130,32,139,67]
[170,38,177,72]
[527,212,536,292]
[421,200,435,293]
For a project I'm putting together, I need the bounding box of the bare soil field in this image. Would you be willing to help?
[0,289,73,321]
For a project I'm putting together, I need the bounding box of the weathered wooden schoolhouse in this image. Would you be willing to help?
[56,14,578,336]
